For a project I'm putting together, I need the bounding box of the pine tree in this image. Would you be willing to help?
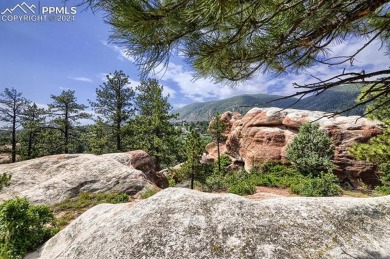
[48,90,90,154]
[286,123,334,176]
[132,78,179,168]
[89,70,135,151]
[184,129,204,189]
[350,84,390,191]
[87,0,389,112]
[19,103,46,160]
[0,88,29,162]
[86,117,114,155]
[208,113,227,175]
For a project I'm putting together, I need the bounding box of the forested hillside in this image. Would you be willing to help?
[175,85,364,121]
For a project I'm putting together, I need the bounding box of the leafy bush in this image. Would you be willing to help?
[228,181,256,195]
[52,192,129,229]
[249,163,342,197]
[374,162,390,195]
[0,173,11,191]
[214,155,231,176]
[201,174,228,192]
[290,173,342,197]
[249,163,304,188]
[167,176,176,187]
[286,123,334,176]
[139,187,160,199]
[173,163,213,184]
[0,198,58,259]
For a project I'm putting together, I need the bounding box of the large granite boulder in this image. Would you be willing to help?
[27,188,390,259]
[0,151,162,205]
[207,108,384,185]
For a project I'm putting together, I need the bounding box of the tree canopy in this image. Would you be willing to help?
[0,88,29,162]
[132,78,179,167]
[85,0,389,111]
[89,70,135,151]
[84,0,390,114]
[48,90,90,154]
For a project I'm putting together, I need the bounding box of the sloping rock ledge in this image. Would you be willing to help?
[0,151,159,205]
[28,188,390,259]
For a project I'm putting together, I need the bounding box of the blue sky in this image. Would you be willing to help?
[1,0,389,113]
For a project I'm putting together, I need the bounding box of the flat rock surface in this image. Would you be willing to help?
[0,153,155,205]
[28,188,390,259]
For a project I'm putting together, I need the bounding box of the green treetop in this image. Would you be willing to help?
[48,90,90,154]
[0,87,30,163]
[132,78,179,168]
[19,103,47,160]
[89,70,135,151]
[85,0,390,112]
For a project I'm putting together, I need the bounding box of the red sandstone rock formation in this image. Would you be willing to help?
[206,108,384,186]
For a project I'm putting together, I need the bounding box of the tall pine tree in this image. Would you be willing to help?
[132,78,179,168]
[48,90,90,154]
[208,113,227,175]
[0,88,29,162]
[19,103,46,160]
[184,129,204,189]
[89,71,135,151]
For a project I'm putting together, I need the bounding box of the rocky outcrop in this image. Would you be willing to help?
[207,108,384,186]
[0,151,164,205]
[27,188,390,259]
[101,150,168,188]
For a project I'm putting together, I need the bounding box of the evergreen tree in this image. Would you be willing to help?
[350,84,390,191]
[85,117,114,155]
[132,78,179,168]
[19,103,46,160]
[286,123,334,176]
[87,0,389,112]
[89,71,135,151]
[208,113,227,175]
[0,88,29,162]
[48,90,90,154]
[184,129,204,189]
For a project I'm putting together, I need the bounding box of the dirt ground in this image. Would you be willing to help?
[244,186,298,200]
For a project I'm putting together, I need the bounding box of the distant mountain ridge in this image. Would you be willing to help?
[174,85,365,121]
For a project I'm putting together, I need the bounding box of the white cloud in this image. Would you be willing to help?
[68,76,93,83]
[101,37,389,106]
[161,84,176,98]
[101,41,135,63]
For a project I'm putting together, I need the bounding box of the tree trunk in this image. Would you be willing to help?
[27,130,33,159]
[116,122,121,151]
[191,165,195,189]
[64,108,69,154]
[217,136,221,175]
[11,110,16,163]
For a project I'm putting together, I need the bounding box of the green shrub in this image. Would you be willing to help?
[374,162,390,195]
[214,155,231,176]
[228,181,256,195]
[167,176,176,187]
[201,174,228,192]
[140,187,160,199]
[0,173,11,191]
[52,192,129,229]
[0,198,58,259]
[290,173,342,197]
[249,163,304,188]
[286,123,334,176]
[173,163,213,185]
